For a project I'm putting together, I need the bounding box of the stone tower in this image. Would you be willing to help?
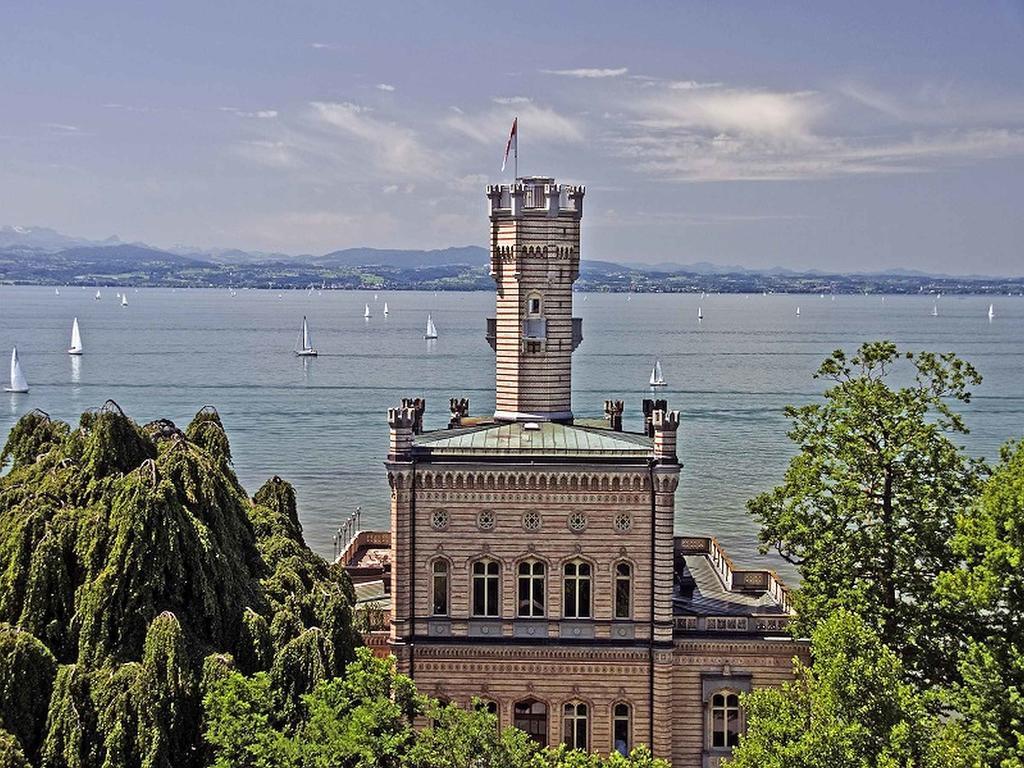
[486,177,585,422]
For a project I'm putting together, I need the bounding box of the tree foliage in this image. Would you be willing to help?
[205,647,669,768]
[748,341,983,683]
[725,610,975,768]
[937,440,1024,767]
[0,404,357,768]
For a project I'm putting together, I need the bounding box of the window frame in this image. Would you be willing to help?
[471,558,501,618]
[517,558,547,618]
[708,690,743,750]
[562,558,593,619]
[431,558,450,617]
[514,698,549,747]
[613,561,632,620]
[562,700,589,751]
[612,702,631,756]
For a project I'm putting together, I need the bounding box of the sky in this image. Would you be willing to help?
[2,1,1024,274]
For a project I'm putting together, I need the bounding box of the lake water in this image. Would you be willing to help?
[2,285,1022,582]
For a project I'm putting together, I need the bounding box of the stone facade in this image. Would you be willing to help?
[366,176,806,767]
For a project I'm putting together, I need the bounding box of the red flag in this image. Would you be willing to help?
[501,117,517,173]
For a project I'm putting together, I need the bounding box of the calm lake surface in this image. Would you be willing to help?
[2,286,1022,581]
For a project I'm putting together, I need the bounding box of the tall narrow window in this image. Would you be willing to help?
[514,699,548,746]
[612,703,631,756]
[431,560,449,616]
[711,692,741,748]
[614,562,632,619]
[518,560,546,617]
[562,702,588,751]
[472,559,500,617]
[563,559,592,618]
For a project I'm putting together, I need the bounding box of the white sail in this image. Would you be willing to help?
[697,306,703,321]
[55,287,60,296]
[649,360,666,387]
[932,304,939,317]
[95,290,101,300]
[364,304,371,319]
[6,348,29,393]
[988,303,995,320]
[69,318,83,354]
[121,294,128,307]
[796,306,801,316]
[296,316,317,356]
[383,302,389,316]
[424,314,438,339]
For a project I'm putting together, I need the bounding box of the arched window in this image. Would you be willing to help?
[431,560,449,616]
[612,702,631,756]
[562,701,588,751]
[517,560,546,617]
[474,699,499,717]
[563,559,592,618]
[710,692,742,748]
[514,698,548,746]
[472,559,500,617]
[614,562,632,619]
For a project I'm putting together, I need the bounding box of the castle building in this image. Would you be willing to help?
[369,176,804,767]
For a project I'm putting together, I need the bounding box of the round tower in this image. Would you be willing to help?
[485,176,585,422]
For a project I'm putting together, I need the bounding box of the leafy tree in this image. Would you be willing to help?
[403,699,537,768]
[937,440,1024,766]
[0,404,358,768]
[0,729,31,768]
[749,341,983,683]
[0,625,56,764]
[725,610,976,768]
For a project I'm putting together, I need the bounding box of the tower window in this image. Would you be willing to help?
[517,559,546,617]
[528,297,541,315]
[614,562,632,619]
[710,692,742,748]
[613,703,631,755]
[562,701,588,751]
[472,559,501,617]
[563,559,592,618]
[431,560,449,616]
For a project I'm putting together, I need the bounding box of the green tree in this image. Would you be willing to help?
[749,341,983,683]
[0,624,57,764]
[0,729,31,768]
[937,440,1024,766]
[405,700,538,768]
[726,610,975,768]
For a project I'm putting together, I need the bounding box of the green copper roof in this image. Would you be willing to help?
[413,421,652,458]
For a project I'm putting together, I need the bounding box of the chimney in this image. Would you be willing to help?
[652,409,680,463]
[387,406,417,461]
[642,398,667,437]
[604,399,624,432]
[448,398,470,429]
[400,397,426,434]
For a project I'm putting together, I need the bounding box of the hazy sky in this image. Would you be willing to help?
[3,1,1024,273]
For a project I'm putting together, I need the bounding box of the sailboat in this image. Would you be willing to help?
[295,316,318,357]
[796,306,801,317]
[121,294,128,307]
[55,287,60,296]
[697,306,703,321]
[364,304,372,319]
[68,318,84,355]
[988,303,995,321]
[5,348,29,393]
[931,303,939,317]
[649,360,667,388]
[424,314,438,340]
[383,302,389,317]
[95,289,102,300]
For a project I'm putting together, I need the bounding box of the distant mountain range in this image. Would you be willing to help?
[1,225,1021,294]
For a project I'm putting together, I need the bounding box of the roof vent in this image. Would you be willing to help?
[523,422,541,431]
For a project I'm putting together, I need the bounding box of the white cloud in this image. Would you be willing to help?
[493,96,532,105]
[376,83,396,92]
[668,80,722,91]
[220,107,278,119]
[42,123,81,133]
[309,42,335,50]
[543,67,628,79]
[445,102,583,145]
[309,101,439,177]
[233,140,296,168]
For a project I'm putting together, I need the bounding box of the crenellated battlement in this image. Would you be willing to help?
[487,178,585,219]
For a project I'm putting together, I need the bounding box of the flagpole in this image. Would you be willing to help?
[514,120,518,179]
